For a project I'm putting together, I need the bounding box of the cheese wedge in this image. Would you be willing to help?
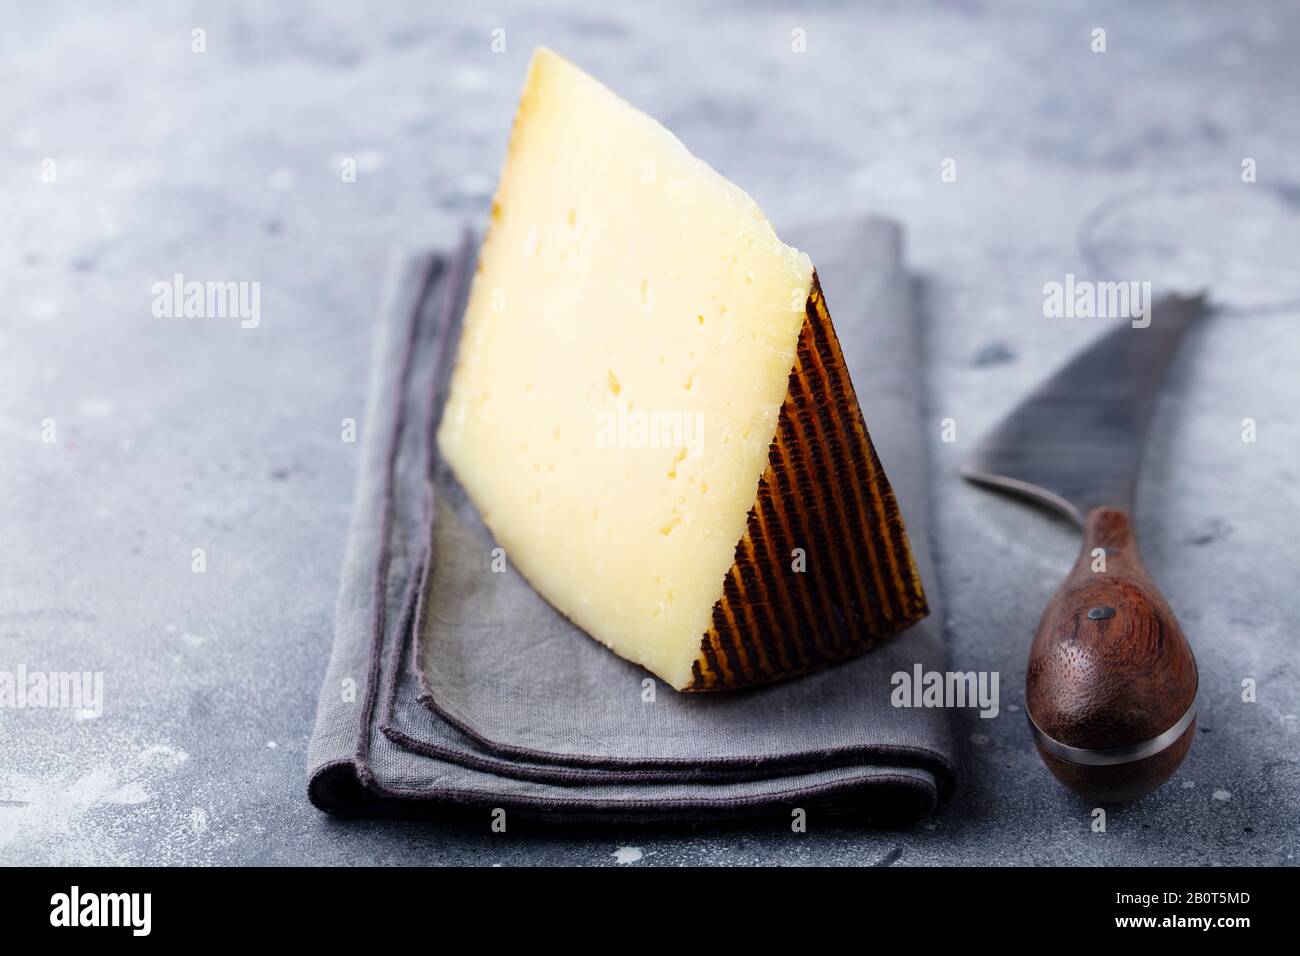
[437,48,927,691]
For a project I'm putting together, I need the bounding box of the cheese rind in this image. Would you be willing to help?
[691,275,928,689]
[437,48,926,691]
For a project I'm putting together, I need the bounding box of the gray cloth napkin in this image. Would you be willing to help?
[306,216,955,823]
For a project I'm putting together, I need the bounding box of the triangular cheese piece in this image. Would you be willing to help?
[437,48,927,691]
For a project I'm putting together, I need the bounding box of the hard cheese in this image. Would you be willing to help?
[437,48,927,691]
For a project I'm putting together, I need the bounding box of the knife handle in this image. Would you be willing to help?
[1025,506,1198,803]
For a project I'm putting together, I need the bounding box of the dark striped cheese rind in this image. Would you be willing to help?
[687,274,928,691]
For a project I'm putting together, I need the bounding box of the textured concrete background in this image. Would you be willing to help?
[2,0,1297,865]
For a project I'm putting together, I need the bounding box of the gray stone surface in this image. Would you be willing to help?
[1,0,1296,865]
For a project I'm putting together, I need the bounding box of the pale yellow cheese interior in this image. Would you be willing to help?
[437,48,814,690]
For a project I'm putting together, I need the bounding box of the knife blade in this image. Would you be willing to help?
[962,292,1205,803]
[962,293,1205,523]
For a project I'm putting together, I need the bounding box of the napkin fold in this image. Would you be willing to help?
[307,216,955,823]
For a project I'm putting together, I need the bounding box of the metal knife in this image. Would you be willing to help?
[963,293,1204,802]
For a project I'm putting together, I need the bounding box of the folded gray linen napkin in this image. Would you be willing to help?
[306,216,955,823]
